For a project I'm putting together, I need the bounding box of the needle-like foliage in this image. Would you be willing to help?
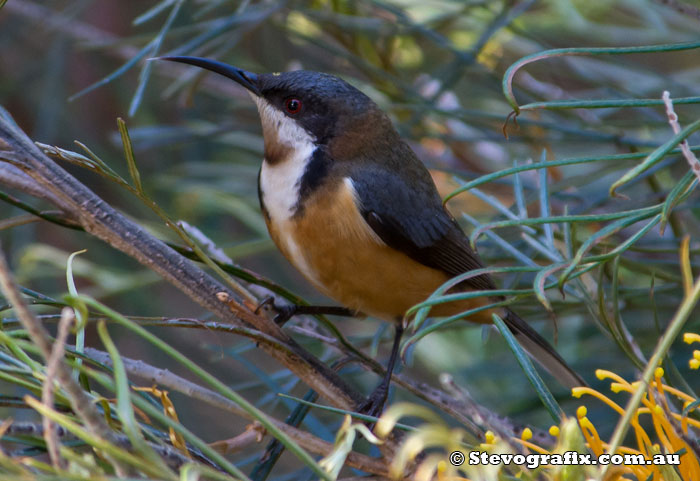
[0,1,699,480]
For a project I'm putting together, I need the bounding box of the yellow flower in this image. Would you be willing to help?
[374,335,700,480]
[570,350,700,481]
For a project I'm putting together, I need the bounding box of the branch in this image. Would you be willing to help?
[2,421,211,471]
[0,247,132,475]
[0,109,538,456]
[9,315,539,444]
[0,110,363,410]
[0,163,73,212]
[81,346,390,477]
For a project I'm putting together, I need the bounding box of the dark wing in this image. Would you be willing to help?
[350,163,496,292]
[349,157,587,388]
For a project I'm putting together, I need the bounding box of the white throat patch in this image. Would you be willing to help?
[254,96,320,285]
[254,95,316,223]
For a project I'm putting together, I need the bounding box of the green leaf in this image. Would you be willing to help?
[492,313,562,423]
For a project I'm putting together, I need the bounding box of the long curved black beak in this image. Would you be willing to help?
[156,56,261,96]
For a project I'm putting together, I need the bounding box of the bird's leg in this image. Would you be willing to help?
[357,323,404,418]
[255,296,356,325]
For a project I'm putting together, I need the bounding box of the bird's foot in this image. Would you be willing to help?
[356,385,389,420]
[254,296,297,326]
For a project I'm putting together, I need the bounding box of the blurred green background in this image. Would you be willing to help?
[1,0,700,478]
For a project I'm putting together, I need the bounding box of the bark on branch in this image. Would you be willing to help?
[0,110,363,409]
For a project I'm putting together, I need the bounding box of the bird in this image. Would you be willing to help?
[158,56,586,416]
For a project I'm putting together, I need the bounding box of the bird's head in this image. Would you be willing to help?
[159,56,396,163]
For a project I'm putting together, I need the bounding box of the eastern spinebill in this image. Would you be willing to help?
[158,56,585,416]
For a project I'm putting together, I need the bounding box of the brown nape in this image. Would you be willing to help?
[267,176,499,323]
[327,107,397,161]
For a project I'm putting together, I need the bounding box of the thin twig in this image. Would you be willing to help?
[663,90,700,181]
[41,307,75,469]
[210,422,266,454]
[0,214,41,231]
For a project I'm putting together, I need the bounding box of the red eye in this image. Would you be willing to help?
[285,98,302,114]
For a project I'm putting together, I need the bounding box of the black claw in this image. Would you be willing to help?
[255,295,275,314]
[357,387,389,419]
[254,296,298,325]
[272,305,297,326]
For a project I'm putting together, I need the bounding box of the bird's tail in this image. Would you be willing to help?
[502,308,587,389]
